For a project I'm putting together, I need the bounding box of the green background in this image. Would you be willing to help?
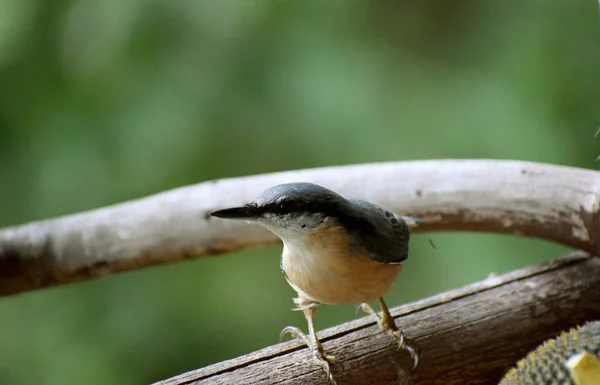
[0,1,599,384]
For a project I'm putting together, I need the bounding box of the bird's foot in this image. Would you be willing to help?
[358,303,419,371]
[280,326,338,384]
[388,328,419,371]
[357,302,379,320]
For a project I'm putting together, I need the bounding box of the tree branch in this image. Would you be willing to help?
[153,252,600,385]
[1,159,599,296]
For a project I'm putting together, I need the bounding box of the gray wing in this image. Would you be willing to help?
[347,199,411,264]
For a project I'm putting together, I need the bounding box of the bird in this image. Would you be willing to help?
[209,182,421,384]
[499,320,600,385]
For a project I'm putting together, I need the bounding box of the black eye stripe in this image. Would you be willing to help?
[263,199,341,217]
[260,200,370,231]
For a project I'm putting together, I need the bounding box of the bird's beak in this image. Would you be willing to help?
[209,205,261,220]
[401,216,423,228]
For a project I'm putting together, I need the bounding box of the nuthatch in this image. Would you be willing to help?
[210,182,421,384]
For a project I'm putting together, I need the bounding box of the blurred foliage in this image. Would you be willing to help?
[0,1,599,384]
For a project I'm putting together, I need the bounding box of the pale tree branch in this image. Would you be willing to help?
[153,253,600,385]
[1,159,599,296]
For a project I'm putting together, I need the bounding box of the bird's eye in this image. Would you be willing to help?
[301,224,306,228]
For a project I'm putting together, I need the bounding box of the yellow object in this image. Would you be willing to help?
[499,320,600,385]
[567,351,600,385]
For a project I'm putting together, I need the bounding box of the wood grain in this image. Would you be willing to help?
[1,159,599,296]
[153,253,600,385]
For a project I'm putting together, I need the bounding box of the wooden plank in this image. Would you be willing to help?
[1,159,599,296]
[154,253,600,385]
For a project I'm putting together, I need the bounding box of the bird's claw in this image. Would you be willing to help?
[280,326,311,345]
[390,329,419,371]
[359,302,420,372]
[357,303,378,318]
[312,351,338,385]
[280,326,339,384]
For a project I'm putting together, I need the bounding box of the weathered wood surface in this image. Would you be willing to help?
[154,253,600,385]
[1,159,599,296]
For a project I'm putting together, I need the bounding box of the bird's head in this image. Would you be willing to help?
[210,182,422,244]
[209,182,347,241]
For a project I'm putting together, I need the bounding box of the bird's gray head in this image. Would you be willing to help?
[209,182,349,239]
[211,182,421,263]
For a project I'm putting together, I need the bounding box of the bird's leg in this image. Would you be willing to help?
[359,297,419,370]
[280,304,338,384]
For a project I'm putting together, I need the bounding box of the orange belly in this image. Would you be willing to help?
[280,228,403,305]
